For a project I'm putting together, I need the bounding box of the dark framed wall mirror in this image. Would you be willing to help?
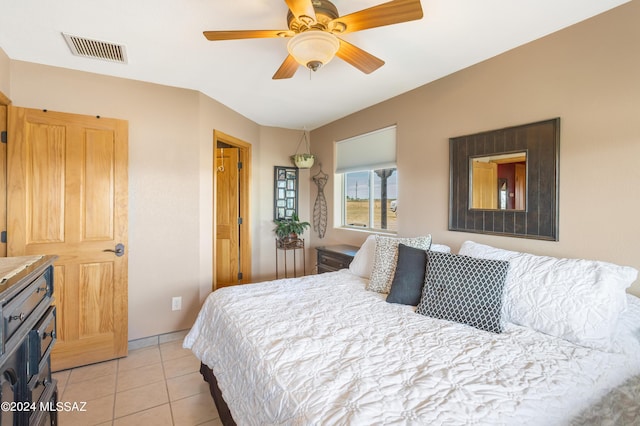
[449,118,560,241]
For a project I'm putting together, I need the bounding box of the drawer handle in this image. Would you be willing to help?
[36,378,49,388]
[42,331,56,339]
[36,286,48,293]
[10,312,25,322]
[3,370,17,385]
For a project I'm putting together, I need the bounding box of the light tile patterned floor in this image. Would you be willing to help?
[51,340,222,426]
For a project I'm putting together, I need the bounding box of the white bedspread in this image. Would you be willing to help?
[184,270,640,426]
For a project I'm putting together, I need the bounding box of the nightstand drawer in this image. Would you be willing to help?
[316,245,359,274]
[318,253,350,270]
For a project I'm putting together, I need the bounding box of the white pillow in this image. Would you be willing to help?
[459,241,638,350]
[430,243,451,253]
[348,235,377,279]
[367,235,432,293]
[349,238,448,279]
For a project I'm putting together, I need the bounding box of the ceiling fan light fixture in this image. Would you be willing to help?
[287,31,339,72]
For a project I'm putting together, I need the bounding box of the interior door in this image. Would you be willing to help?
[471,160,498,209]
[215,147,240,288]
[7,106,128,371]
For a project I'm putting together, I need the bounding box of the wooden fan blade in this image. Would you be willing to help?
[336,39,385,74]
[329,0,423,34]
[284,0,317,24]
[203,30,292,41]
[273,55,300,79]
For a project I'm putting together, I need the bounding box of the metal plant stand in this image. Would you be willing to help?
[275,238,305,278]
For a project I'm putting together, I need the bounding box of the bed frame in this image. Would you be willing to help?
[200,363,237,426]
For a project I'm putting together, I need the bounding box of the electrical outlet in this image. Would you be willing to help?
[172,297,182,311]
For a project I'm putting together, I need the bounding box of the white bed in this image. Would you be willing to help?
[184,261,640,425]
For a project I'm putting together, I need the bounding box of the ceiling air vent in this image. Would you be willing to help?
[62,33,128,64]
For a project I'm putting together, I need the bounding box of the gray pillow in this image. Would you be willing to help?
[416,251,509,333]
[386,244,427,306]
[367,235,432,293]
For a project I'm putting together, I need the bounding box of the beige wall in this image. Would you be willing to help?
[5,61,303,340]
[195,92,260,304]
[309,0,640,296]
[256,126,312,280]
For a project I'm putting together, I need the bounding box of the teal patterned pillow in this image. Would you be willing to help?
[416,251,509,333]
[367,235,432,293]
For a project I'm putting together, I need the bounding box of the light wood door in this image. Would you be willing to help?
[215,147,240,288]
[471,160,498,209]
[7,106,128,371]
[212,131,252,290]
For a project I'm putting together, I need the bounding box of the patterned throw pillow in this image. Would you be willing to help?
[416,251,509,333]
[367,235,432,293]
[458,240,639,349]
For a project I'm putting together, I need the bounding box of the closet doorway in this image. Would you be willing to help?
[213,130,251,289]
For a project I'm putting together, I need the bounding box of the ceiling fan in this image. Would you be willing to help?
[203,0,424,79]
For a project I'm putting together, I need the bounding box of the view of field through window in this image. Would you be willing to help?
[344,169,398,231]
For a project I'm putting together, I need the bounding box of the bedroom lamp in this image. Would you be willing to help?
[287,30,340,72]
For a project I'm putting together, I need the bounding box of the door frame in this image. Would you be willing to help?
[0,90,11,258]
[213,130,251,290]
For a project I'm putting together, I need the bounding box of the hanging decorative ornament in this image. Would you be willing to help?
[312,166,328,238]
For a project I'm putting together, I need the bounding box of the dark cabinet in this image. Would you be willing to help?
[0,256,57,426]
[316,245,359,274]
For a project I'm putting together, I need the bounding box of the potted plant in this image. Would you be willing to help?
[290,153,315,169]
[274,213,311,242]
[290,130,315,169]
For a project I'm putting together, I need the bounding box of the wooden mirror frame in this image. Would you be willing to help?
[449,118,560,241]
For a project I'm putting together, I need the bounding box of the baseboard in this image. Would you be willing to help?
[127,329,190,351]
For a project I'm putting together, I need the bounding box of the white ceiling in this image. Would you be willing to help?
[0,0,629,130]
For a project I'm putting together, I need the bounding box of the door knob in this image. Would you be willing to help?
[103,243,125,257]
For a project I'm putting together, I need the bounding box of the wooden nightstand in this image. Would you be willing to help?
[316,245,360,274]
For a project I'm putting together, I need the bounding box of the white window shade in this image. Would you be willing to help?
[335,126,396,174]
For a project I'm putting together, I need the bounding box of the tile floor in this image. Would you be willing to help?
[51,340,222,426]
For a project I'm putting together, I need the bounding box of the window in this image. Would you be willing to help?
[335,126,397,233]
[343,169,398,231]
